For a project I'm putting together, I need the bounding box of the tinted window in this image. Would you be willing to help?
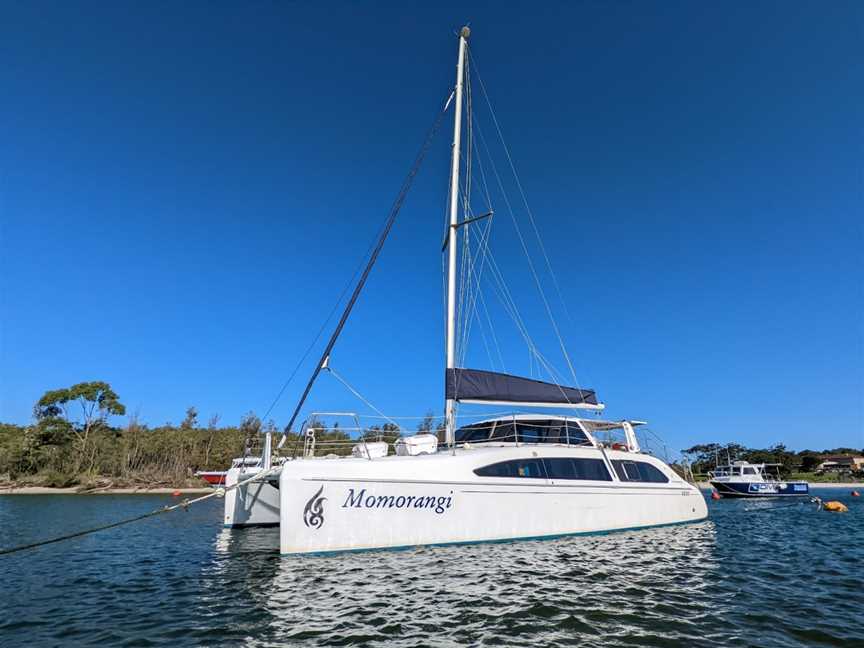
[612,460,669,483]
[474,459,547,478]
[490,422,516,442]
[544,457,612,481]
[565,422,590,446]
[460,420,590,445]
[545,423,566,444]
[743,467,756,475]
[455,423,495,443]
[516,423,543,444]
[516,420,572,443]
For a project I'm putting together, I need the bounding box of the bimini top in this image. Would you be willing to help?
[446,368,604,410]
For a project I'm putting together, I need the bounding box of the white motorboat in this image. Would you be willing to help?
[709,460,809,498]
[225,26,708,553]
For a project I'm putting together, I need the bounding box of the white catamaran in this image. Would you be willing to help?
[223,27,708,554]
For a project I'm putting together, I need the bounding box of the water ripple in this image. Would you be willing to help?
[1,491,862,646]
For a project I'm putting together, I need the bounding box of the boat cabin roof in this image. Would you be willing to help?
[468,414,645,429]
[455,415,646,449]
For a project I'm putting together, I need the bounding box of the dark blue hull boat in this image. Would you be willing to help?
[711,480,810,498]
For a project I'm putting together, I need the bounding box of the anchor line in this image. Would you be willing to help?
[742,496,822,513]
[0,467,281,557]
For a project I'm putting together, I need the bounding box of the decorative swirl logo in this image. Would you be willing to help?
[303,485,327,529]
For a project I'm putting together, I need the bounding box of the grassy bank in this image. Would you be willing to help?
[0,417,287,490]
[1,381,414,489]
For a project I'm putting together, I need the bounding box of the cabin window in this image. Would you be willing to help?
[474,458,547,479]
[543,457,612,481]
[490,422,516,442]
[516,422,543,443]
[458,420,591,445]
[611,460,669,483]
[516,420,581,444]
[565,422,590,446]
[545,424,566,444]
[743,467,756,475]
[455,423,494,444]
[614,461,641,481]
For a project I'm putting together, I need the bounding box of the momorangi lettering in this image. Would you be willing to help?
[342,488,454,514]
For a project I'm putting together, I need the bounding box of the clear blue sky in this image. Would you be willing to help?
[1,1,861,454]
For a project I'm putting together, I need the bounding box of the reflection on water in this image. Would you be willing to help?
[1,492,862,647]
[255,522,722,647]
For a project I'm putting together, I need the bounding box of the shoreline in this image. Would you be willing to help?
[1,483,860,495]
[0,486,213,495]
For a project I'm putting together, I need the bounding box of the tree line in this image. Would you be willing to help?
[8,380,857,489]
[0,381,441,488]
[682,442,864,478]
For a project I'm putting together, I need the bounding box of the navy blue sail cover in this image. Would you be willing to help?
[445,368,599,406]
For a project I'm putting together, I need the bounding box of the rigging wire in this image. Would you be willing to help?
[323,366,404,431]
[457,105,500,370]
[258,250,370,424]
[457,208,494,367]
[473,240,566,387]
[455,89,479,369]
[477,286,506,372]
[284,90,455,452]
[470,110,577,396]
[468,48,582,388]
[454,57,499,371]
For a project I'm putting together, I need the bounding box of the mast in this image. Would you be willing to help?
[445,26,470,448]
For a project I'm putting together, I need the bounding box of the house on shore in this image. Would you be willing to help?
[817,455,864,474]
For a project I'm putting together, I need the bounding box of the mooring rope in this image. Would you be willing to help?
[0,467,281,557]
[743,496,822,513]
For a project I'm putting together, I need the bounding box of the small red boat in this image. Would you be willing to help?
[195,470,227,486]
[196,457,262,487]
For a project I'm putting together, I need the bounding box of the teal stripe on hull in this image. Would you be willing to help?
[281,515,709,557]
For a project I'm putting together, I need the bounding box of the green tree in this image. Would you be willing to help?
[180,406,199,430]
[417,411,436,432]
[34,381,126,472]
[798,450,821,473]
[240,412,262,455]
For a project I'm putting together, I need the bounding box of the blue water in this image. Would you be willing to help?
[1,490,862,647]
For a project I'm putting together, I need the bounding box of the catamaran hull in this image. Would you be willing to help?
[279,474,707,554]
[223,466,281,527]
[711,480,810,498]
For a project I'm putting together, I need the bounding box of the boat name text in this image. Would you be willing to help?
[342,488,454,514]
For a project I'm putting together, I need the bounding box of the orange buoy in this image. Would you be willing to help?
[823,501,848,513]
[711,491,721,501]
[852,490,860,497]
[171,489,182,497]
